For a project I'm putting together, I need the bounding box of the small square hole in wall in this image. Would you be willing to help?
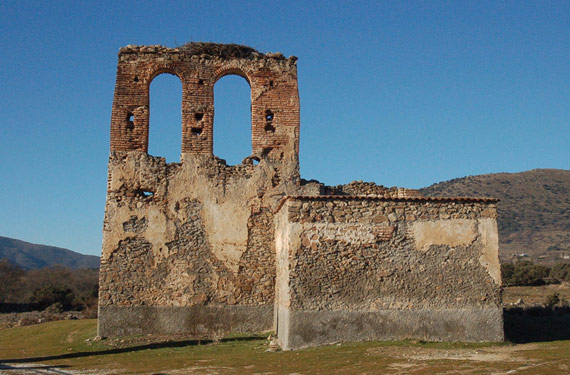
[198,79,204,85]
[191,127,202,136]
[265,110,274,122]
[134,76,139,82]
[195,113,204,121]
[126,113,135,130]
[265,123,275,133]
[262,147,273,157]
[136,189,154,198]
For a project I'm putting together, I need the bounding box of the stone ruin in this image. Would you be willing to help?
[98,42,503,349]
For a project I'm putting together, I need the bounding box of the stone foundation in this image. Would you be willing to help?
[279,308,503,350]
[98,305,273,337]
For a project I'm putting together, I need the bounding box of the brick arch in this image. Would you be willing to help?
[211,68,254,164]
[213,66,252,86]
[146,70,184,161]
[113,65,183,154]
[110,44,300,159]
[146,63,185,84]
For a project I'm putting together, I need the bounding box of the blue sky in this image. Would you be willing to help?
[1,1,568,256]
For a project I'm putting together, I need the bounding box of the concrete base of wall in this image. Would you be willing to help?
[277,307,504,350]
[98,305,273,337]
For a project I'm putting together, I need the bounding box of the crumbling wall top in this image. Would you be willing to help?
[119,42,297,62]
[110,41,301,159]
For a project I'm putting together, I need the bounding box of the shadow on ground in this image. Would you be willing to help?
[0,335,261,364]
[0,364,70,369]
[504,305,570,343]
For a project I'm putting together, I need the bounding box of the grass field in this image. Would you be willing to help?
[1,285,569,374]
[0,318,569,375]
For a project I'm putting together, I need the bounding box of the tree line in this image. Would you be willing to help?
[501,261,570,286]
[0,260,98,313]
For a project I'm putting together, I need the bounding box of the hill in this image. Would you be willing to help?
[420,169,570,265]
[0,236,99,269]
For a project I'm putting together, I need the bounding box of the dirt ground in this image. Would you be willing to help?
[1,341,569,375]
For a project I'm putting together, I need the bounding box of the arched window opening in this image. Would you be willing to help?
[214,75,251,165]
[148,73,182,163]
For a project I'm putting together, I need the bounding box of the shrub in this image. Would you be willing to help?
[550,263,570,282]
[501,263,515,282]
[31,286,75,311]
[0,260,24,304]
[545,293,560,307]
[45,302,65,313]
[501,261,550,286]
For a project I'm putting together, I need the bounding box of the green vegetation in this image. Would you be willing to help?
[501,261,570,287]
[31,286,76,311]
[0,260,23,304]
[501,261,551,286]
[0,320,569,374]
[550,263,570,281]
[0,261,98,314]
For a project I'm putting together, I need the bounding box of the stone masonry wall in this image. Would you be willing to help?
[275,196,503,349]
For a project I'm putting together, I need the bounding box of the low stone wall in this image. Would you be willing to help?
[274,196,503,350]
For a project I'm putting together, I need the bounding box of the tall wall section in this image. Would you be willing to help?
[98,43,306,336]
[275,196,503,350]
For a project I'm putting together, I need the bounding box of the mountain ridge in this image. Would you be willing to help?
[0,236,100,269]
[420,168,570,265]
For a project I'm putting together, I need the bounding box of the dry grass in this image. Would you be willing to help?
[503,283,570,305]
[0,319,569,374]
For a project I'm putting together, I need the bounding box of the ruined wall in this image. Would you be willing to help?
[98,43,303,336]
[324,181,424,198]
[99,42,503,346]
[275,196,503,350]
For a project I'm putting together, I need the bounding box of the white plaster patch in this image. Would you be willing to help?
[477,218,501,284]
[306,223,380,244]
[201,200,248,273]
[147,205,171,261]
[413,219,477,252]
